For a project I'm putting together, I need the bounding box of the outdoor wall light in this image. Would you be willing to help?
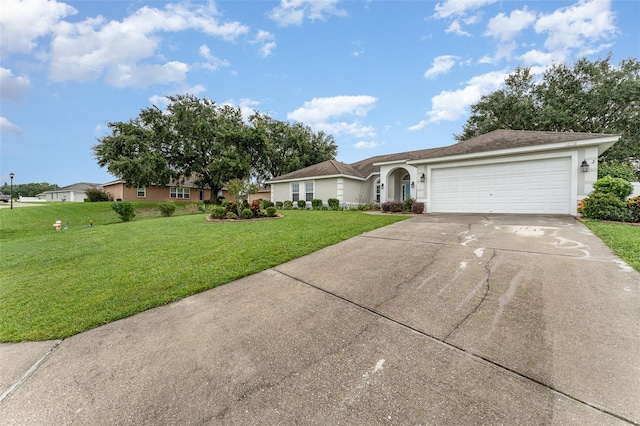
[420,173,425,182]
[411,181,415,188]
[380,183,384,189]
[580,160,589,173]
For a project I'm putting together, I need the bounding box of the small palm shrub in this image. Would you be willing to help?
[266,206,277,217]
[210,205,226,219]
[111,201,136,222]
[328,198,340,210]
[297,199,306,209]
[158,202,176,217]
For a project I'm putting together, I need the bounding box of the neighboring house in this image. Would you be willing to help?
[268,130,621,216]
[39,182,102,202]
[102,179,271,203]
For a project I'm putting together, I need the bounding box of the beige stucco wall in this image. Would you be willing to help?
[103,183,218,202]
[270,177,377,207]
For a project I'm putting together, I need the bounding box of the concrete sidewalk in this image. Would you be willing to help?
[1,214,639,425]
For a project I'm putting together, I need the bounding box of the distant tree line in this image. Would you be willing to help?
[93,94,338,203]
[0,182,59,197]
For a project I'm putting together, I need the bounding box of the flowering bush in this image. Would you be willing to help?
[411,201,425,214]
[381,201,404,212]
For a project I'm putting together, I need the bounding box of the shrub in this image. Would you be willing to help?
[403,197,414,212]
[275,201,283,209]
[85,188,110,202]
[297,199,307,209]
[311,199,323,210]
[580,192,633,222]
[266,206,277,217]
[210,205,226,219]
[598,161,638,182]
[158,202,176,217]
[411,201,425,214]
[226,211,238,220]
[111,201,136,222]
[263,200,275,209]
[242,208,253,219]
[327,198,340,210]
[628,196,640,223]
[592,176,633,200]
[381,201,404,212]
[283,200,293,210]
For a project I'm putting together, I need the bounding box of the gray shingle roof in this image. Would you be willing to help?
[268,129,618,182]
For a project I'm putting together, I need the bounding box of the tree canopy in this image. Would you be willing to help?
[0,182,59,197]
[456,55,640,172]
[93,94,337,201]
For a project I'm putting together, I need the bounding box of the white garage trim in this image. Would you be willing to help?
[426,152,578,215]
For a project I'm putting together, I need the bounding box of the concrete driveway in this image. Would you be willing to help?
[1,214,639,425]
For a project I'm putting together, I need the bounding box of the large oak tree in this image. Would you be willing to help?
[94,94,337,201]
[456,55,640,173]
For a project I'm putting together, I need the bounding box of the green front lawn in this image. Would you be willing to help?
[582,220,640,272]
[0,203,407,342]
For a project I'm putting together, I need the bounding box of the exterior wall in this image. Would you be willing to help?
[379,164,418,202]
[340,178,374,205]
[103,183,216,202]
[270,178,374,207]
[44,190,88,202]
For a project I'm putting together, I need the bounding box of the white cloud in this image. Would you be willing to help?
[424,55,458,79]
[199,45,231,71]
[0,67,32,102]
[47,3,249,86]
[223,98,261,122]
[485,8,536,42]
[288,95,377,123]
[433,0,497,19]
[410,70,507,129]
[269,0,347,27]
[354,141,380,149]
[535,0,616,52]
[0,0,76,54]
[518,49,565,67]
[445,20,471,36]
[0,116,22,134]
[288,95,377,138]
[253,31,277,57]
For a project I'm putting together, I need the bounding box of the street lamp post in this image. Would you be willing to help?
[9,172,14,210]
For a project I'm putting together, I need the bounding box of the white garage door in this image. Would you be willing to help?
[431,157,572,214]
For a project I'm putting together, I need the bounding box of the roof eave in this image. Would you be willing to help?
[267,173,367,184]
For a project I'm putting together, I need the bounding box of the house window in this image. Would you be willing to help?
[305,182,314,202]
[137,187,146,198]
[170,187,190,199]
[291,183,299,202]
[375,179,381,203]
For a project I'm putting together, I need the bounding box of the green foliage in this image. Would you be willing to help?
[583,221,640,272]
[262,200,274,209]
[226,211,238,220]
[225,178,258,216]
[403,197,415,212]
[411,202,425,214]
[580,192,633,222]
[283,200,293,210]
[598,161,638,182]
[85,188,110,202]
[311,199,323,210]
[241,208,253,219]
[456,55,640,170]
[249,112,338,182]
[210,205,226,219]
[276,201,284,209]
[627,196,640,223]
[158,202,177,217]
[592,176,634,200]
[297,199,307,209]
[0,182,59,198]
[266,206,278,217]
[111,201,136,222]
[328,198,340,210]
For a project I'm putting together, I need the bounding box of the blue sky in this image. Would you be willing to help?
[1,0,639,187]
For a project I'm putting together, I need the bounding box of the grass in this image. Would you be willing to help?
[0,203,407,342]
[582,220,640,272]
